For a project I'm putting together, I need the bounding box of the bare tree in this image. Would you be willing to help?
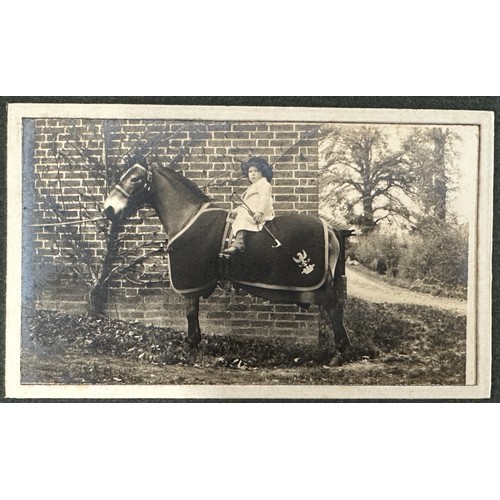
[320,125,416,234]
[36,120,187,316]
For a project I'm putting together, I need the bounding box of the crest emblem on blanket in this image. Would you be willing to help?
[293,250,316,275]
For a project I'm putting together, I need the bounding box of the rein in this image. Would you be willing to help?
[30,216,107,228]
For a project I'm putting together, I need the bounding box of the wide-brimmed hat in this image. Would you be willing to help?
[241,157,273,182]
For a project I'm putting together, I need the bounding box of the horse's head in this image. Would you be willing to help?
[103,155,151,223]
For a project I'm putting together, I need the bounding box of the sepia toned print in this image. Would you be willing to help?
[5,104,493,399]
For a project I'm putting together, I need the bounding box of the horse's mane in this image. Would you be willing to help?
[154,166,211,202]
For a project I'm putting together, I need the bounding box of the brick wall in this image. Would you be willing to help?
[26,119,321,339]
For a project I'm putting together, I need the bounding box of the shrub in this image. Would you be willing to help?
[354,232,402,276]
[399,223,468,287]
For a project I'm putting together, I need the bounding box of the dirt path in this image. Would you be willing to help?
[346,267,467,315]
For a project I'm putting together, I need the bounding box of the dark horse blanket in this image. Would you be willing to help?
[167,208,329,294]
[228,214,329,291]
[167,207,227,295]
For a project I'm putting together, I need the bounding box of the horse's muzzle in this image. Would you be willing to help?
[103,205,118,222]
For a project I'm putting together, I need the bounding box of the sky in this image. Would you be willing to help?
[394,124,479,225]
[446,125,479,225]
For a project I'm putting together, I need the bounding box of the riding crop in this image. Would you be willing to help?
[231,191,282,248]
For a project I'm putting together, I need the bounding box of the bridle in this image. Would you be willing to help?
[114,164,152,199]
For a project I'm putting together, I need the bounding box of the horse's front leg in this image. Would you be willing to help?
[184,295,202,348]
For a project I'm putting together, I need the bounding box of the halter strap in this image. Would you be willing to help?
[115,184,134,199]
[115,164,152,198]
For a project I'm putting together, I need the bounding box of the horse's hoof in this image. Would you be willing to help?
[186,338,201,351]
[329,353,344,367]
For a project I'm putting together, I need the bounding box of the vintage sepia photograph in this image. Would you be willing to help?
[5,103,493,399]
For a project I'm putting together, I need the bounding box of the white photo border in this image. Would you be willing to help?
[5,103,494,400]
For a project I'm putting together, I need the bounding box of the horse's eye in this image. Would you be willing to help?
[130,176,143,184]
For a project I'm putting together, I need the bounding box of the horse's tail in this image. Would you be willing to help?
[332,228,355,302]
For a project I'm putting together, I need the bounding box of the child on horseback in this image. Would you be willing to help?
[223,157,275,256]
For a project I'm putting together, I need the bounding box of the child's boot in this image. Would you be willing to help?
[223,231,246,256]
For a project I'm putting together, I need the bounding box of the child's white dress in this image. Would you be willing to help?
[231,177,275,234]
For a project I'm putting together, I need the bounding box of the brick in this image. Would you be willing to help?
[256,312,271,320]
[274,204,295,211]
[272,313,298,321]
[214,132,250,140]
[294,124,319,132]
[273,329,300,337]
[273,187,297,194]
[294,203,317,211]
[294,313,316,321]
[246,320,273,328]
[295,187,317,194]
[295,170,317,178]
[251,147,275,156]
[121,311,146,319]
[232,124,259,132]
[273,304,300,313]
[231,139,260,149]
[275,178,299,187]
[269,124,294,131]
[273,170,294,178]
[275,194,297,202]
[273,132,299,140]
[228,304,249,312]
[206,311,232,319]
[231,319,252,327]
[211,139,233,148]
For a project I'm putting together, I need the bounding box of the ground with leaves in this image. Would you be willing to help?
[21,295,466,386]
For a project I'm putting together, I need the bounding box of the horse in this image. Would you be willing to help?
[103,157,351,364]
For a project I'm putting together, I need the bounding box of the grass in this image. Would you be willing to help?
[21,295,467,386]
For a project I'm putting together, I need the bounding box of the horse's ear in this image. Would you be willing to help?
[127,153,148,169]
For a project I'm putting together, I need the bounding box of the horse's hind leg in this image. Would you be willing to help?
[328,286,350,352]
[320,229,351,364]
[319,280,350,359]
[318,305,336,358]
[185,295,202,348]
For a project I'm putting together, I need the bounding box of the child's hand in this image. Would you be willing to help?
[253,211,263,223]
